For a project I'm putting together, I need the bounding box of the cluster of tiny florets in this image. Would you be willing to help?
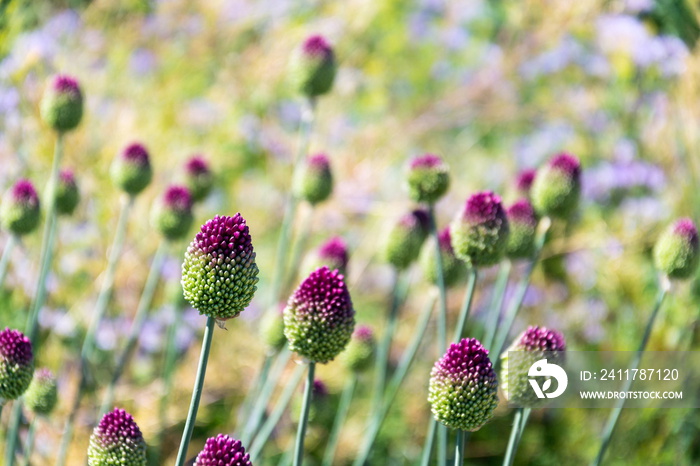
[185,155,214,203]
[0,179,41,236]
[152,185,194,241]
[194,434,252,466]
[111,143,153,196]
[87,408,147,466]
[406,153,450,204]
[654,218,700,280]
[40,74,83,132]
[0,328,34,401]
[315,236,349,274]
[384,209,431,269]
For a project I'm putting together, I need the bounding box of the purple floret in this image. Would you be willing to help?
[518,326,566,352]
[507,199,538,227]
[0,328,33,365]
[353,325,374,341]
[515,169,536,193]
[303,35,333,57]
[549,153,581,178]
[93,408,144,447]
[433,338,495,382]
[121,143,150,166]
[163,185,193,211]
[190,214,253,260]
[10,180,39,205]
[410,153,444,169]
[400,208,431,231]
[195,434,252,466]
[186,156,210,175]
[318,236,348,270]
[290,267,352,328]
[461,191,506,225]
[52,75,81,95]
[673,218,699,245]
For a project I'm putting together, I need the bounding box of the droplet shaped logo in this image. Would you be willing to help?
[528,358,568,399]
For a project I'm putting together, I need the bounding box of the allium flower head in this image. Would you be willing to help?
[24,368,58,415]
[111,143,153,196]
[0,179,41,236]
[421,227,467,288]
[428,338,498,431]
[0,328,34,401]
[505,199,539,259]
[185,155,214,203]
[295,153,333,205]
[181,214,259,321]
[384,209,431,269]
[260,307,286,352]
[531,153,581,219]
[500,326,566,407]
[283,266,355,363]
[194,434,252,466]
[290,35,337,97]
[450,191,509,267]
[340,325,376,373]
[56,170,80,216]
[654,218,700,280]
[151,185,194,241]
[515,168,536,198]
[87,408,147,466]
[406,154,450,203]
[313,236,349,274]
[40,74,83,132]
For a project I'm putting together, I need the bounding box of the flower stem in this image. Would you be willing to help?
[503,408,523,466]
[293,362,316,466]
[454,429,465,466]
[285,205,314,291]
[21,416,37,466]
[593,282,669,466]
[175,316,216,466]
[0,234,18,289]
[237,352,274,433]
[483,260,512,351]
[322,373,357,466]
[453,268,477,342]
[99,241,167,415]
[248,363,305,462]
[419,414,436,466]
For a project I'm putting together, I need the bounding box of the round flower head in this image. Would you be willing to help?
[384,209,431,269]
[151,185,194,241]
[421,227,467,288]
[531,153,581,219]
[314,236,349,274]
[406,154,450,204]
[500,326,566,408]
[283,266,355,363]
[290,35,337,97]
[87,408,147,466]
[654,218,700,280]
[40,74,83,133]
[24,368,58,415]
[181,214,259,321]
[111,143,153,196]
[450,191,510,267]
[428,338,498,431]
[505,199,538,259]
[55,170,80,216]
[260,308,286,352]
[185,156,214,203]
[194,434,252,466]
[340,325,375,373]
[0,328,34,401]
[295,153,333,205]
[0,180,40,236]
[515,168,536,199]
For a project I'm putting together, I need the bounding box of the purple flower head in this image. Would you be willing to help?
[342,324,376,372]
[41,74,83,132]
[451,191,510,267]
[515,168,536,195]
[59,170,76,186]
[505,199,538,259]
[517,326,566,352]
[296,153,333,205]
[292,34,337,97]
[121,143,150,166]
[654,218,700,280]
[152,185,194,240]
[0,329,34,402]
[10,179,39,205]
[402,208,431,231]
[549,152,581,178]
[673,218,698,243]
[407,154,450,203]
[385,209,431,269]
[163,185,193,211]
[308,152,330,169]
[317,236,349,273]
[507,199,537,228]
[428,338,498,431]
[283,266,355,363]
[531,152,582,218]
[194,434,252,466]
[410,153,443,169]
[313,379,328,398]
[182,214,259,320]
[437,227,453,252]
[25,367,58,415]
[111,143,153,195]
[52,74,81,96]
[1,181,41,235]
[302,35,333,58]
[56,170,79,216]
[88,408,146,465]
[0,328,33,366]
[184,155,214,202]
[186,155,210,175]
[353,325,374,341]
[461,191,505,224]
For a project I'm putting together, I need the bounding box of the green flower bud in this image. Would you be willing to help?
[0,328,34,402]
[111,143,153,196]
[340,325,375,373]
[184,156,214,203]
[290,35,337,98]
[56,170,80,216]
[421,227,467,288]
[24,368,58,415]
[450,191,509,267]
[0,180,40,236]
[260,308,286,352]
[88,408,147,466]
[384,209,430,270]
[406,154,450,204]
[151,185,194,241]
[505,199,538,260]
[654,218,700,280]
[40,75,83,133]
[295,153,333,205]
[531,153,581,219]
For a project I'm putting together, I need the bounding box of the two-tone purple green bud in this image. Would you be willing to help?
[0,180,40,236]
[24,368,58,415]
[185,156,214,203]
[384,209,430,269]
[111,143,153,196]
[283,266,355,363]
[194,434,252,466]
[260,307,286,352]
[505,199,538,259]
[295,153,333,205]
[340,325,375,373]
[87,408,147,466]
[531,153,581,219]
[428,338,498,431]
[56,170,80,216]
[514,169,536,199]
[151,185,194,241]
[290,35,337,98]
[450,191,509,268]
[406,154,450,204]
[40,75,83,133]
[181,214,259,321]
[421,227,467,288]
[500,326,566,407]
[308,236,349,275]
[0,328,34,402]
[654,218,700,280]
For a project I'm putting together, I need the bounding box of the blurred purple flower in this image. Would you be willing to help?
[130,48,158,76]
[514,122,575,167]
[276,100,302,129]
[596,14,648,57]
[43,10,82,40]
[441,26,469,50]
[624,0,653,13]
[520,36,584,80]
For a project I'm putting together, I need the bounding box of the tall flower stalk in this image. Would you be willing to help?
[0,235,17,289]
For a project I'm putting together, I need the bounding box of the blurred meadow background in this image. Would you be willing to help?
[2,0,700,464]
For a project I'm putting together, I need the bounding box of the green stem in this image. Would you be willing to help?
[248,363,305,463]
[454,429,465,466]
[483,260,512,351]
[453,268,477,342]
[175,316,216,466]
[21,417,37,466]
[293,362,316,466]
[353,295,437,466]
[100,241,168,415]
[593,283,669,466]
[503,408,523,466]
[285,206,314,292]
[0,234,17,289]
[322,374,357,466]
[240,347,293,445]
[6,132,64,466]
[419,415,436,466]
[237,352,274,435]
